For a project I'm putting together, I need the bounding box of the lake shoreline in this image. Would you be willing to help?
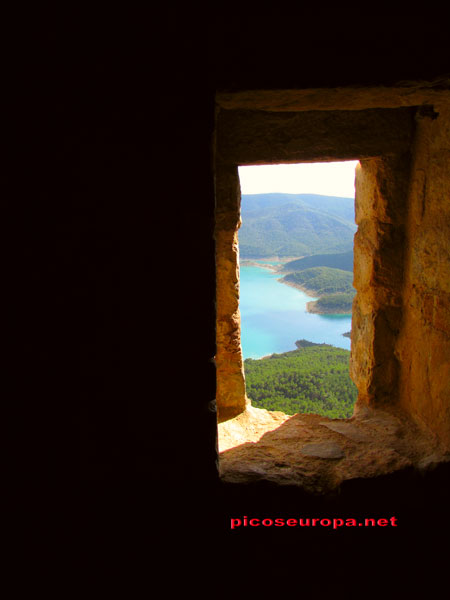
[239,264,352,357]
[306,300,352,315]
[240,256,303,273]
[276,276,352,316]
[243,264,353,316]
[276,277,318,300]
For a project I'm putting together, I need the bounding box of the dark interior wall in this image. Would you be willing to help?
[16,7,449,484]
[210,7,450,90]
[13,19,218,484]
[11,8,449,585]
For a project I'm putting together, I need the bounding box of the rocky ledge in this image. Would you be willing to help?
[218,404,449,494]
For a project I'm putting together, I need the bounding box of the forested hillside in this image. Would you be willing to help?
[281,265,355,314]
[244,342,357,418]
[313,293,355,313]
[239,193,356,258]
[282,266,353,294]
[282,250,353,273]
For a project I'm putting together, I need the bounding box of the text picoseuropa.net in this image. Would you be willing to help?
[230,516,398,529]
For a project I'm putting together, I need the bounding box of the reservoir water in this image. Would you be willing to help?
[240,264,352,359]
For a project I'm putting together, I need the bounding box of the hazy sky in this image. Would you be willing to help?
[238,161,359,198]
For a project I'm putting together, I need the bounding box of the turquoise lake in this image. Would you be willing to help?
[240,265,352,359]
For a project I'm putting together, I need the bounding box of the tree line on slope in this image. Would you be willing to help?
[282,250,353,273]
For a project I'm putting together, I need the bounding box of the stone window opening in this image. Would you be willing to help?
[214,89,450,491]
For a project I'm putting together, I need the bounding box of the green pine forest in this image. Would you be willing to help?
[281,266,356,314]
[283,266,353,294]
[244,342,357,418]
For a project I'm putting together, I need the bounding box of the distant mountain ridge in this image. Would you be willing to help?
[239,193,356,258]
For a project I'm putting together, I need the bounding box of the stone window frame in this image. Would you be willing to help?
[214,89,438,426]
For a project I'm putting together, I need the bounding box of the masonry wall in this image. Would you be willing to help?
[351,154,412,408]
[215,95,450,455]
[215,166,247,421]
[396,104,450,450]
